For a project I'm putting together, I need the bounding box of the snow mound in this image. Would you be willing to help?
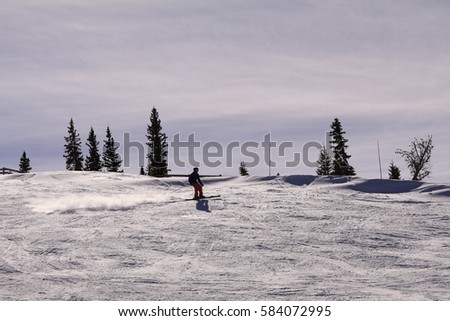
[283,175,317,186]
[415,184,450,197]
[274,175,450,198]
[344,178,424,194]
[333,177,450,198]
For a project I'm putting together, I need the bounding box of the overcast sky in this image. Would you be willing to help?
[1,0,450,181]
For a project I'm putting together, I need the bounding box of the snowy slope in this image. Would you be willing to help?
[1,172,450,300]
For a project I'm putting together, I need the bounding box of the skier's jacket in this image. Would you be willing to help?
[188,171,203,186]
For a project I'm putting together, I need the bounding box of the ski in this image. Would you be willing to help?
[183,195,221,201]
[162,195,222,204]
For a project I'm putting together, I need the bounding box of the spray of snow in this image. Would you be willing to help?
[27,194,171,214]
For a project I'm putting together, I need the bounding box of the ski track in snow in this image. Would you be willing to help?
[1,172,450,300]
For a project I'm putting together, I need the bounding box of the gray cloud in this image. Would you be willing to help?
[1,0,449,180]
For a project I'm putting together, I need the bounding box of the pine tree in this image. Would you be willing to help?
[19,151,32,173]
[239,161,249,176]
[316,145,332,175]
[388,161,401,180]
[85,127,102,171]
[102,126,122,172]
[63,118,84,171]
[146,107,168,177]
[329,118,356,176]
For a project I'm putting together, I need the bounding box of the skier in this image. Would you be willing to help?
[188,167,204,199]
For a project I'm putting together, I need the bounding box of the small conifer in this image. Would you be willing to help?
[102,126,122,172]
[19,151,32,173]
[63,118,84,171]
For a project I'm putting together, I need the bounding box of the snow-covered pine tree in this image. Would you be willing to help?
[102,126,122,172]
[239,161,249,176]
[63,118,84,171]
[316,145,332,175]
[388,161,401,180]
[146,107,168,177]
[329,118,356,176]
[19,151,32,173]
[85,127,102,171]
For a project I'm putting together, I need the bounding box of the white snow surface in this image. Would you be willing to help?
[1,172,450,300]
